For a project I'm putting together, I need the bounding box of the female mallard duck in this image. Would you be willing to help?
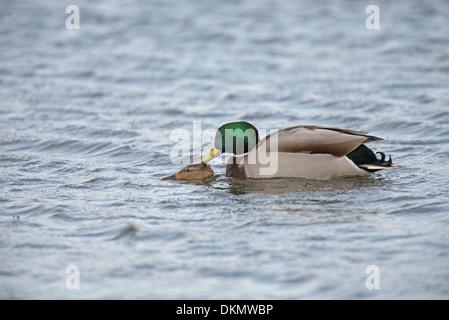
[161,163,214,181]
[201,121,395,180]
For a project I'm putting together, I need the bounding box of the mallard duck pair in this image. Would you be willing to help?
[164,121,395,181]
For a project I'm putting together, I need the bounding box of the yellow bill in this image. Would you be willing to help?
[201,146,222,164]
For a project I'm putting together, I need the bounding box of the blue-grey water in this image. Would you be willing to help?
[1,0,449,299]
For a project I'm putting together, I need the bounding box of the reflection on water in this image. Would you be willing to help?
[220,176,387,195]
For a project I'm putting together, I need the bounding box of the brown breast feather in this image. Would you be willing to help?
[226,156,247,178]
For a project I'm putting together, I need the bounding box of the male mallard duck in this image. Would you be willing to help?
[201,121,395,179]
[161,163,214,181]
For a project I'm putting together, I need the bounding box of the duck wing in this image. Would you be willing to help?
[259,125,383,157]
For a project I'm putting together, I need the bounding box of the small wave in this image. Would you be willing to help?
[88,128,140,139]
[95,145,132,157]
[36,139,112,155]
[6,204,46,216]
[111,224,140,240]
[31,139,150,164]
[161,108,184,115]
[63,176,117,189]
[431,111,449,123]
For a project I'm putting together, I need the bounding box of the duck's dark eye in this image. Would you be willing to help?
[185,169,191,172]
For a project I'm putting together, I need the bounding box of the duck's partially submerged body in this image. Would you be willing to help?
[202,122,395,180]
[161,163,214,181]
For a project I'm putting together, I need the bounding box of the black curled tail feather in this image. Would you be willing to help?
[375,152,393,166]
[347,144,395,172]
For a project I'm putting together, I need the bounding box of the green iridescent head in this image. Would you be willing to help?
[202,121,259,163]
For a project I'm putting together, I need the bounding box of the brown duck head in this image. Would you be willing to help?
[161,163,214,181]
